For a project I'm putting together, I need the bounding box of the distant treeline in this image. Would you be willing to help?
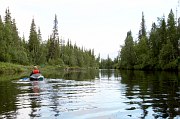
[99,55,118,69]
[0,8,99,68]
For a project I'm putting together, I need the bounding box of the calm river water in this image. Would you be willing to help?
[0,69,180,119]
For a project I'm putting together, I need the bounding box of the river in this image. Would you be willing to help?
[0,69,179,119]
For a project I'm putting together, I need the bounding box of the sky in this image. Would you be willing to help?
[0,0,179,59]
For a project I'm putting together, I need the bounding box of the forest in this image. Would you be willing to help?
[0,8,180,71]
[0,8,99,68]
[102,9,180,70]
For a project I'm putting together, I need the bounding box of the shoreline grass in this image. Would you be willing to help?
[0,62,96,77]
[0,62,31,74]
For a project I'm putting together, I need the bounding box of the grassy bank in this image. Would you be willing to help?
[0,62,62,75]
[0,62,31,74]
[0,62,93,74]
[0,62,99,81]
[0,62,31,81]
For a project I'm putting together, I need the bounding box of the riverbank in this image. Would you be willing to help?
[0,62,30,74]
[0,62,99,81]
[0,62,97,75]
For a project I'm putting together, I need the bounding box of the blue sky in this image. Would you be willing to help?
[0,0,179,59]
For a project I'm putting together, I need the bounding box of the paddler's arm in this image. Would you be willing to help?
[30,71,33,76]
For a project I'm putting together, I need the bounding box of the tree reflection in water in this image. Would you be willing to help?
[120,70,180,118]
[0,70,179,119]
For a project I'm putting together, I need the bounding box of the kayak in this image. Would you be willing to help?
[30,74,44,81]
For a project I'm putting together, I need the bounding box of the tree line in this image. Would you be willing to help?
[0,8,99,68]
[99,55,118,69]
[118,10,180,70]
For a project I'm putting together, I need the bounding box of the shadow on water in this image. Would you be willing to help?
[119,70,180,118]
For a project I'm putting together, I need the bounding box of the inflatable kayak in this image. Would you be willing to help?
[30,74,44,81]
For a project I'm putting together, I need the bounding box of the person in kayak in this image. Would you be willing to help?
[30,66,41,76]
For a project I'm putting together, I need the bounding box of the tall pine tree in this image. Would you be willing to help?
[167,9,178,59]
[28,18,40,64]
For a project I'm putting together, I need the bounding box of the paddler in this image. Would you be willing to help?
[30,66,41,76]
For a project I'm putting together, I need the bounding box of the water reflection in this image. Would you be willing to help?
[120,70,180,118]
[43,69,99,81]
[0,74,24,118]
[0,70,179,119]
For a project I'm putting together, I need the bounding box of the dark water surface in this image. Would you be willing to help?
[0,70,179,119]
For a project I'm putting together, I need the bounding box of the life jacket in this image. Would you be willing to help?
[33,69,40,74]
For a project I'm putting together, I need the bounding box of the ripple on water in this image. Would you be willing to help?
[1,70,180,119]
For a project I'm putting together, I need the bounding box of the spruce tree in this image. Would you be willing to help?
[4,8,13,62]
[47,14,62,64]
[177,18,180,58]
[0,15,5,61]
[167,9,178,59]
[138,12,147,40]
[159,17,167,46]
[28,18,40,64]
[135,12,150,69]
[158,10,177,69]
[37,27,46,64]
[52,14,59,41]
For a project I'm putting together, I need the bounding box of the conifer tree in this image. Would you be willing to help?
[28,18,40,64]
[11,18,27,63]
[52,14,60,60]
[4,8,13,62]
[37,27,42,43]
[167,9,178,58]
[177,18,180,58]
[138,12,147,40]
[37,27,46,64]
[159,17,167,46]
[135,12,150,69]
[47,14,62,64]
[120,31,135,69]
[0,15,5,61]
[11,19,20,47]
[149,23,158,56]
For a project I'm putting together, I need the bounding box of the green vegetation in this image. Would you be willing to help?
[117,10,180,70]
[99,55,118,69]
[0,62,29,74]
[1,8,179,72]
[0,8,99,69]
